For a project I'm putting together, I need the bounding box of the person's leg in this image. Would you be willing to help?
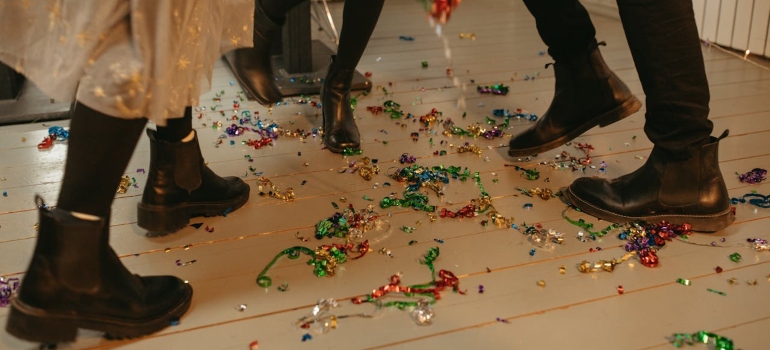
[521,0,596,57]
[6,102,192,343]
[508,0,641,157]
[563,0,733,232]
[139,106,250,233]
[226,0,306,105]
[618,0,713,153]
[322,0,385,153]
[55,103,146,218]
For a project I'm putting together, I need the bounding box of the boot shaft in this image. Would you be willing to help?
[324,55,355,95]
[657,131,729,211]
[143,129,203,205]
[19,203,108,307]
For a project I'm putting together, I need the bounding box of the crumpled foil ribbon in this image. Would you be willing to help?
[476,84,509,95]
[255,241,371,287]
[116,175,134,194]
[258,177,295,201]
[578,252,636,273]
[737,168,766,184]
[1,277,21,307]
[352,247,465,315]
[515,187,555,200]
[346,157,380,181]
[668,331,734,350]
[315,204,382,241]
[730,193,769,208]
[749,238,769,251]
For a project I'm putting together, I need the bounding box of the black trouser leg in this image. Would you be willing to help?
[617,0,713,155]
[335,0,386,69]
[521,0,596,58]
[56,102,147,218]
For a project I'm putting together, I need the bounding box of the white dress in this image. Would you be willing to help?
[0,0,254,125]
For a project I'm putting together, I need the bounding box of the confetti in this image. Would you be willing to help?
[707,288,726,296]
[668,331,733,350]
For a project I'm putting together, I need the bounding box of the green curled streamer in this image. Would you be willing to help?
[562,208,619,237]
[256,246,316,287]
[669,331,734,350]
[420,247,440,280]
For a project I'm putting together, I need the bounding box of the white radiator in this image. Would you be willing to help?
[581,0,770,58]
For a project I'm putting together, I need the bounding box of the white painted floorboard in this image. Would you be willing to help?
[0,1,768,349]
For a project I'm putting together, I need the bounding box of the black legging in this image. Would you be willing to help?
[522,0,713,154]
[260,0,385,70]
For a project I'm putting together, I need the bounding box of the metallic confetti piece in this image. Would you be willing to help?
[617,285,624,294]
[249,341,259,350]
[729,253,741,262]
[433,238,444,244]
[302,333,312,341]
[707,288,726,296]
[409,299,434,326]
[277,283,289,292]
[537,280,546,287]
[496,317,509,324]
[559,266,566,274]
[236,304,247,312]
[677,278,691,286]
[669,331,734,350]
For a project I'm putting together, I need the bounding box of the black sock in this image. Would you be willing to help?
[155,106,193,142]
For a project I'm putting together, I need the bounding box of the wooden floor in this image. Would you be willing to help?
[2,1,769,349]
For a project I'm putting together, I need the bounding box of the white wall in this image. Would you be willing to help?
[581,0,770,58]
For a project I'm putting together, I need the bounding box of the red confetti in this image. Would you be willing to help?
[37,135,55,149]
[617,285,624,294]
[364,71,373,78]
[205,226,214,233]
[715,266,723,273]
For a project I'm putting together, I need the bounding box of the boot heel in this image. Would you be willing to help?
[137,203,190,233]
[6,301,78,343]
[598,96,642,127]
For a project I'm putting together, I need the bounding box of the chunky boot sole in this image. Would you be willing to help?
[137,190,249,234]
[563,186,735,232]
[508,96,642,157]
[6,286,192,342]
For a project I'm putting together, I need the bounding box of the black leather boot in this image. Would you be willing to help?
[6,199,192,342]
[322,55,361,153]
[508,42,642,157]
[563,131,734,232]
[224,0,283,105]
[138,129,250,233]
